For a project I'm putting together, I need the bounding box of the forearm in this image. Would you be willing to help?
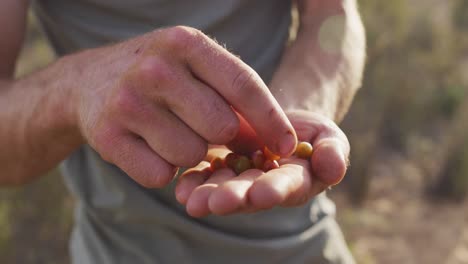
[270,0,366,121]
[0,59,82,185]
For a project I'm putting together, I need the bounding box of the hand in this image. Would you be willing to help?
[175,110,349,217]
[67,26,297,188]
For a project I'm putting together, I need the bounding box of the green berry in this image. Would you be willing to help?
[232,155,252,175]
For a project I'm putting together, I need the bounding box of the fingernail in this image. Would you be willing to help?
[175,187,187,203]
[173,167,181,176]
[313,141,348,186]
[277,131,297,156]
[341,147,349,168]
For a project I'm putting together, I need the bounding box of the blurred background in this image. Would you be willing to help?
[2,0,468,263]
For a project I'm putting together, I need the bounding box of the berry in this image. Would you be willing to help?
[295,141,313,159]
[251,150,266,170]
[232,155,252,175]
[263,146,280,161]
[263,159,280,171]
[224,152,239,169]
[210,157,225,171]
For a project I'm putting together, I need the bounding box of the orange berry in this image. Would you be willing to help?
[263,146,280,161]
[295,141,313,159]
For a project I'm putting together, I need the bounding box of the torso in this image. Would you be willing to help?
[32,1,337,262]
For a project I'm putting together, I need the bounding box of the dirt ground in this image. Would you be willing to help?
[330,147,468,264]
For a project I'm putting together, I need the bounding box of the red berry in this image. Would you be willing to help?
[210,157,225,171]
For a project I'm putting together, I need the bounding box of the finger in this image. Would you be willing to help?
[136,57,240,144]
[277,158,327,207]
[311,137,348,186]
[205,146,231,162]
[248,160,311,210]
[181,29,297,157]
[310,123,349,186]
[96,127,177,188]
[288,111,350,186]
[175,161,211,205]
[208,169,263,215]
[186,168,236,217]
[226,113,263,155]
[115,91,208,167]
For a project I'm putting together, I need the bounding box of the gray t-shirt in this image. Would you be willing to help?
[32,0,349,263]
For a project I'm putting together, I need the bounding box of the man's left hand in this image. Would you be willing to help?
[175,110,350,217]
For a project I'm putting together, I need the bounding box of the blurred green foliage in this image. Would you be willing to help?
[343,0,468,203]
[0,202,12,256]
[436,138,468,200]
[0,171,72,264]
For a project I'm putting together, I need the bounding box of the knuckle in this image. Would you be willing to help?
[120,148,178,189]
[191,142,209,166]
[316,115,340,134]
[99,150,114,164]
[249,184,281,210]
[179,140,208,167]
[138,164,176,188]
[196,96,239,144]
[136,177,154,189]
[93,127,121,163]
[137,57,173,84]
[112,88,138,113]
[319,118,350,150]
[323,118,338,131]
[209,113,239,144]
[112,88,153,119]
[162,26,201,51]
[231,69,258,99]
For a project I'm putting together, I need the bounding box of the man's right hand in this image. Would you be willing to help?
[67,26,297,188]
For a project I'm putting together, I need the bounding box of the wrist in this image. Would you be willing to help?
[284,107,337,121]
[284,109,336,123]
[271,80,339,121]
[24,55,84,144]
[54,55,82,135]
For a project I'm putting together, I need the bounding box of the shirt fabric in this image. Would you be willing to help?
[32,0,354,263]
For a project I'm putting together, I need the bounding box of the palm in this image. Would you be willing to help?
[175,110,349,217]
